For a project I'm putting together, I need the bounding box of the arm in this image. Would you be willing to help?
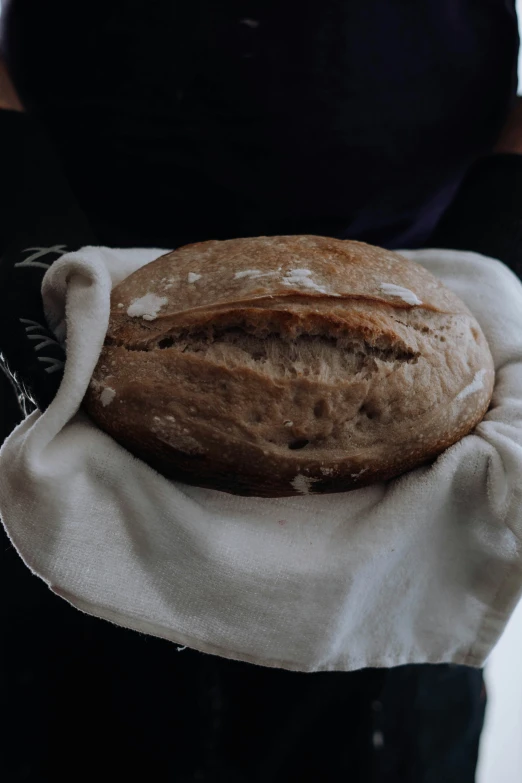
[0,56,23,111]
[431,99,522,276]
[0,57,96,412]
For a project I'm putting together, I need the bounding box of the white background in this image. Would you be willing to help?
[0,0,520,778]
[472,7,522,781]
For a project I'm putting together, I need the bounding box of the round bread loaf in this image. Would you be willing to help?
[84,235,495,497]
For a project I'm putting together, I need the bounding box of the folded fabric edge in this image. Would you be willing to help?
[46,584,491,674]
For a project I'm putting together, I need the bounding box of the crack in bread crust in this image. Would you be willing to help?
[106,328,420,366]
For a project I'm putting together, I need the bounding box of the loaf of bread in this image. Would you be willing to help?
[84,236,495,497]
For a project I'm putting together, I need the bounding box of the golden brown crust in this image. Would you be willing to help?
[84,236,495,497]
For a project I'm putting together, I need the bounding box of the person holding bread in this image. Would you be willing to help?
[1,2,522,781]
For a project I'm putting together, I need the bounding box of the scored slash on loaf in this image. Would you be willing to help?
[84,235,495,497]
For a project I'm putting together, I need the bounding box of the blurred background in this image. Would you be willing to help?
[0,0,520,779]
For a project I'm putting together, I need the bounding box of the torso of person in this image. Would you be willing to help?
[0,0,519,249]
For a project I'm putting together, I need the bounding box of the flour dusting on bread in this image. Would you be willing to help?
[127,293,168,321]
[99,387,116,407]
[282,268,329,294]
[456,368,487,401]
[234,269,279,280]
[379,283,422,306]
[291,474,318,495]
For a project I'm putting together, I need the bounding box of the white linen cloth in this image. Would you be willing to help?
[1,245,522,673]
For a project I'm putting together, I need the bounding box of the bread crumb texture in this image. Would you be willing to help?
[85,236,495,497]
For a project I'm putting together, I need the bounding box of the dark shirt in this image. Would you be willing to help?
[1,0,519,250]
